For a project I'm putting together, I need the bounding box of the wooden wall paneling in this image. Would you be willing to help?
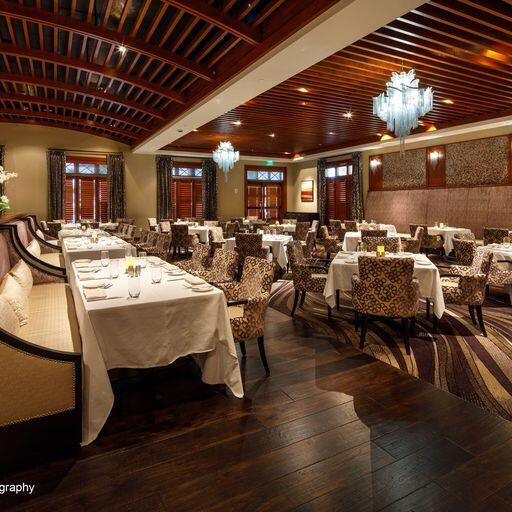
[369,155,383,191]
[426,145,446,187]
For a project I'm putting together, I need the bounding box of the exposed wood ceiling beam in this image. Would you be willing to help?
[0,43,185,103]
[162,0,262,45]
[0,72,165,119]
[0,1,213,81]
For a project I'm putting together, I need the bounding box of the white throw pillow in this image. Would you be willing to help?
[26,239,41,258]
[0,274,29,326]
[9,260,33,294]
[0,295,20,336]
[36,229,45,239]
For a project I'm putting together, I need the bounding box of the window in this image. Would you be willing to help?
[170,163,203,219]
[64,157,109,223]
[245,167,286,220]
[326,161,352,221]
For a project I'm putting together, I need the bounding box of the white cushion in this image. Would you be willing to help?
[0,274,29,326]
[39,252,63,267]
[9,260,33,294]
[36,229,45,239]
[26,239,41,258]
[0,295,20,336]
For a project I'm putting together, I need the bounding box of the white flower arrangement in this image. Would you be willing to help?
[0,165,17,212]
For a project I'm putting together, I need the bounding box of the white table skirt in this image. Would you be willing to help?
[428,227,472,254]
[62,236,130,267]
[342,232,402,252]
[188,226,210,244]
[224,235,292,268]
[479,245,512,302]
[69,258,243,445]
[323,252,445,319]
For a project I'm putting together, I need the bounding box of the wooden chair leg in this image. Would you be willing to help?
[336,290,340,311]
[299,290,306,308]
[402,318,411,355]
[291,289,300,317]
[257,335,270,374]
[476,305,487,337]
[359,314,368,349]
[239,341,247,357]
[354,310,359,332]
[468,305,477,325]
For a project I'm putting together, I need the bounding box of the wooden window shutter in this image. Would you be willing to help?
[98,178,109,222]
[327,179,336,220]
[79,178,96,220]
[193,180,203,219]
[65,178,75,222]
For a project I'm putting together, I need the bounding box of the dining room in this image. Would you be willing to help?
[2,1,512,511]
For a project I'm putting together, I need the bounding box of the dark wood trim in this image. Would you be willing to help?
[66,155,108,165]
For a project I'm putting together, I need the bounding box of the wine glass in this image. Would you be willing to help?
[109,259,119,279]
[150,263,162,284]
[101,250,109,268]
[128,274,141,298]
[138,251,147,268]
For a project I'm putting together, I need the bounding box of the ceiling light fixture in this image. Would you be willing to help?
[442,99,454,104]
[373,68,433,153]
[293,154,303,161]
[269,133,275,138]
[213,141,239,182]
[380,134,393,141]
[297,87,309,93]
[328,131,336,135]
[426,125,437,132]
[342,111,353,119]
[232,120,242,126]
[117,45,127,55]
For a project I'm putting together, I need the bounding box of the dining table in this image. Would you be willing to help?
[342,231,402,252]
[224,234,292,268]
[428,226,472,254]
[68,256,243,445]
[323,251,445,319]
[61,235,132,267]
[479,244,512,302]
[342,223,397,234]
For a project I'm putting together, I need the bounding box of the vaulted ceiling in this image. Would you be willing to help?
[167,0,512,157]
[0,0,338,145]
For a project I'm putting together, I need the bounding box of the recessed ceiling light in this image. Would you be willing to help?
[269,133,275,138]
[301,101,309,106]
[418,120,425,126]
[376,132,382,137]
[192,129,199,132]
[297,87,309,93]
[442,99,454,104]
[283,151,291,155]
[426,125,437,132]
[328,131,336,135]
[117,45,127,54]
[342,111,353,119]
[232,120,242,126]
[293,153,303,161]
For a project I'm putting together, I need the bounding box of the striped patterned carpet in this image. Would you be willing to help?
[270,280,512,421]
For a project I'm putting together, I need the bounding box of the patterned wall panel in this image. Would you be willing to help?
[382,148,426,189]
[445,136,509,186]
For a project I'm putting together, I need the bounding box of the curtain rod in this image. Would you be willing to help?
[49,148,121,154]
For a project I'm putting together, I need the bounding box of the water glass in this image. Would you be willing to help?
[138,251,147,268]
[128,274,141,298]
[109,259,119,279]
[101,250,109,267]
[150,263,162,284]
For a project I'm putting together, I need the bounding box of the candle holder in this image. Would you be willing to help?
[439,222,445,229]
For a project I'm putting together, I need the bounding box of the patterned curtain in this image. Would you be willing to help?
[202,158,217,220]
[317,158,327,226]
[107,152,126,222]
[351,152,365,221]
[47,149,66,220]
[156,155,173,220]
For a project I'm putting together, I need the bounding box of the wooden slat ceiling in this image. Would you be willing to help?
[168,0,512,157]
[0,0,338,145]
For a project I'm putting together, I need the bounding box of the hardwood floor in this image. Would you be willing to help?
[3,306,512,511]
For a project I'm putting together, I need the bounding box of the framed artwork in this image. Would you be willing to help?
[300,179,314,202]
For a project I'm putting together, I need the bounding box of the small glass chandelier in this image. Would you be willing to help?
[373,68,433,154]
[212,141,239,181]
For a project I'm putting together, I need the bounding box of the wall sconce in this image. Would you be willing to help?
[429,150,441,163]
[370,158,381,170]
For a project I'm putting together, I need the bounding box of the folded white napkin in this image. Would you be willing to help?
[75,261,97,269]
[77,267,99,273]
[83,288,107,301]
[185,275,204,286]
[77,271,102,281]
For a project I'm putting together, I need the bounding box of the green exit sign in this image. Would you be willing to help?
[264,160,274,166]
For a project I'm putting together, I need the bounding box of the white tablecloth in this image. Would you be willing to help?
[58,228,110,240]
[342,232,402,252]
[323,252,445,319]
[341,223,397,234]
[69,258,243,445]
[428,227,472,254]
[62,222,118,230]
[188,226,211,244]
[224,234,292,268]
[62,236,130,267]
[279,224,296,233]
[480,245,512,302]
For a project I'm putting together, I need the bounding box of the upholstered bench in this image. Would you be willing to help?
[0,218,81,469]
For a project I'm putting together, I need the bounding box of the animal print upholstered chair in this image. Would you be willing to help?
[175,243,210,272]
[362,236,400,253]
[352,256,420,354]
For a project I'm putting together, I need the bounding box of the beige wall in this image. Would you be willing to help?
[287,163,317,213]
[0,123,294,227]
